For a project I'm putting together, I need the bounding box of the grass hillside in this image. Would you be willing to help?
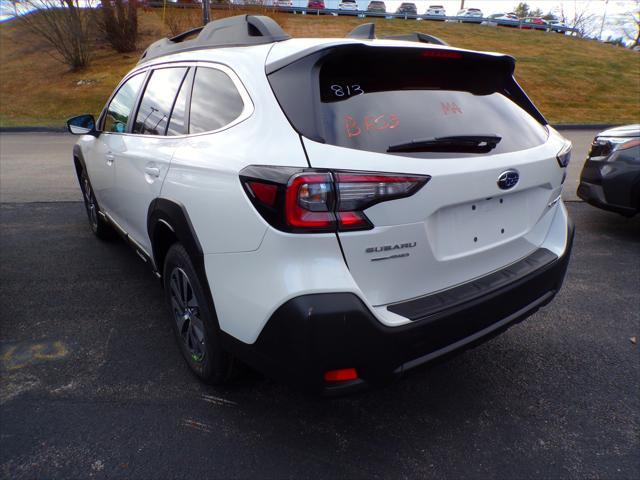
[1,7,639,127]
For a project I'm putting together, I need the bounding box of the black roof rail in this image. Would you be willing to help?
[169,26,204,43]
[383,32,449,46]
[139,15,291,64]
[346,23,376,40]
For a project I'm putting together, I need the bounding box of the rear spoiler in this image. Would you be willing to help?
[266,41,513,76]
[346,22,448,46]
[383,32,449,46]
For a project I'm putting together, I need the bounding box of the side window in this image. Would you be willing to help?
[133,67,188,136]
[103,73,145,133]
[166,68,194,136]
[189,67,244,134]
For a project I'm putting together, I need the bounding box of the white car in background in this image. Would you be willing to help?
[547,19,568,33]
[66,15,574,394]
[484,12,520,26]
[425,5,446,17]
[490,12,519,21]
[338,0,359,11]
[456,7,483,22]
[274,0,294,6]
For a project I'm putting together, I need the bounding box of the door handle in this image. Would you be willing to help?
[145,166,161,177]
[105,153,115,165]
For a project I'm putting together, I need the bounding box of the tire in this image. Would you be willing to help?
[79,169,115,240]
[163,243,235,384]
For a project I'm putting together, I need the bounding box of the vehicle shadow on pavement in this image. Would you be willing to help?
[1,202,638,479]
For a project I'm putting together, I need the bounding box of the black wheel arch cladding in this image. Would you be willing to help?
[72,145,87,183]
[148,197,224,333]
[147,198,204,273]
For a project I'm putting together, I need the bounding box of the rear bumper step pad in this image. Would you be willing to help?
[388,248,558,322]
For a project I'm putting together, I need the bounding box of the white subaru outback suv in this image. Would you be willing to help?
[67,15,574,393]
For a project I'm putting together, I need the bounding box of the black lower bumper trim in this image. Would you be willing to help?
[222,222,575,393]
[577,181,638,217]
[388,248,558,321]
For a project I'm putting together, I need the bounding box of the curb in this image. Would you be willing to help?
[1,124,617,134]
[552,124,616,130]
[0,126,66,133]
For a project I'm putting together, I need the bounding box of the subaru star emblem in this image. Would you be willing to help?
[497,170,520,190]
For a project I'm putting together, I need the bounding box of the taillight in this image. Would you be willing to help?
[556,141,572,168]
[334,173,428,230]
[247,181,278,207]
[240,166,429,233]
[421,50,463,59]
[285,173,336,230]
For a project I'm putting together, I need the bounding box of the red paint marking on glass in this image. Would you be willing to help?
[345,114,399,138]
[344,115,362,138]
[441,102,462,115]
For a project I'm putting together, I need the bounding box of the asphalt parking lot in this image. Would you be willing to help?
[1,132,639,479]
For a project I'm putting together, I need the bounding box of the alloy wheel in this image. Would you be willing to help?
[169,267,206,363]
[82,175,98,230]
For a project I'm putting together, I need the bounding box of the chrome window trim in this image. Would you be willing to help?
[99,60,254,139]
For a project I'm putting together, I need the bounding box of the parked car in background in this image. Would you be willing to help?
[338,0,359,11]
[307,0,325,9]
[396,2,417,15]
[547,19,568,33]
[520,17,548,29]
[577,125,640,217]
[425,5,446,18]
[274,0,293,7]
[456,7,483,22]
[366,0,386,12]
[487,12,519,24]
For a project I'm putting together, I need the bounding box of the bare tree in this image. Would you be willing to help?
[555,0,598,37]
[160,5,201,37]
[620,0,640,47]
[16,0,96,70]
[98,0,138,53]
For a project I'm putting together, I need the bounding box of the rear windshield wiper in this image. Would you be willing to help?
[387,135,502,154]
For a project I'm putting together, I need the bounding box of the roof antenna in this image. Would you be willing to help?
[202,0,210,25]
[346,23,376,40]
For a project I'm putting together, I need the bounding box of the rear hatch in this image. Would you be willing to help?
[267,43,566,307]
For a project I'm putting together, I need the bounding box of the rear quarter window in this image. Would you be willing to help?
[189,67,245,134]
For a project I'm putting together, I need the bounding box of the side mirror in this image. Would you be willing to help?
[67,114,97,136]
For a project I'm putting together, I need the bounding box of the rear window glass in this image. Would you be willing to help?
[315,49,547,157]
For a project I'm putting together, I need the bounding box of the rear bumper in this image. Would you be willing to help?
[577,181,637,216]
[223,221,574,394]
[577,155,640,216]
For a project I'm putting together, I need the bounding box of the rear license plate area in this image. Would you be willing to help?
[428,191,532,260]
